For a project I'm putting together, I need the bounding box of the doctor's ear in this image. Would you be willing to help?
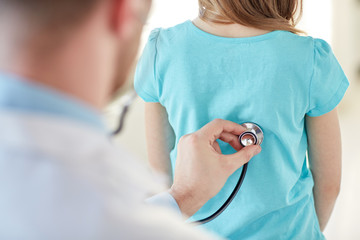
[109,0,151,40]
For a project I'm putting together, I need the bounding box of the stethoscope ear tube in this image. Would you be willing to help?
[194,122,263,224]
[112,90,138,136]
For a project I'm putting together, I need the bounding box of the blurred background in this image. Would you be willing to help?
[106,0,360,239]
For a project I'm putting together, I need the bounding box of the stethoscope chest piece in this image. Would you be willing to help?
[239,123,264,147]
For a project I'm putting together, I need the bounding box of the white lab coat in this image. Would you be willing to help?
[0,111,219,240]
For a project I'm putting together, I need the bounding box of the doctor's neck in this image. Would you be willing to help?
[0,1,121,110]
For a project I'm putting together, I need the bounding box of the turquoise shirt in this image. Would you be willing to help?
[0,73,105,131]
[135,20,349,239]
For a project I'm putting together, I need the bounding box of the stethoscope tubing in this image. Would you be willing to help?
[195,162,248,224]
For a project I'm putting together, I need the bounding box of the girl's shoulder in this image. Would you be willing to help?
[283,32,333,52]
[147,20,190,41]
[286,33,339,70]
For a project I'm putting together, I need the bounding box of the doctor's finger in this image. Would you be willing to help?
[221,145,261,172]
[218,132,243,151]
[212,140,222,154]
[200,119,247,141]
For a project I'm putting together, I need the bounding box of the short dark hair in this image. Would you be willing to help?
[0,0,100,30]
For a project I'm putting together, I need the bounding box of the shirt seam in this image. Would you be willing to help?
[137,87,158,102]
[308,37,316,113]
[153,29,161,102]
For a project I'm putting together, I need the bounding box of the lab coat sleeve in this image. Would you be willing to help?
[146,192,182,216]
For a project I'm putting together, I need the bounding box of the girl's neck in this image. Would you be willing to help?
[192,17,271,38]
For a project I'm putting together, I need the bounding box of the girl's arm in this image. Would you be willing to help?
[306,108,342,231]
[145,102,175,185]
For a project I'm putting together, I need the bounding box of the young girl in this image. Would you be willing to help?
[135,0,349,239]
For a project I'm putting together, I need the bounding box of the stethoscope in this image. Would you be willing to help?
[113,91,264,224]
[112,90,138,136]
[195,122,264,224]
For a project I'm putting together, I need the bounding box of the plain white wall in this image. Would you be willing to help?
[325,1,360,239]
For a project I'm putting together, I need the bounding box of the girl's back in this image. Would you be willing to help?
[135,3,348,239]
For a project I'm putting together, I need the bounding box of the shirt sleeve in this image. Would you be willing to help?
[145,192,182,216]
[306,38,349,117]
[134,29,161,103]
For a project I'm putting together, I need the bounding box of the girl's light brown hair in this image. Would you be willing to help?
[198,0,305,35]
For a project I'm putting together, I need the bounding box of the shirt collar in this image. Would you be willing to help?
[0,73,106,132]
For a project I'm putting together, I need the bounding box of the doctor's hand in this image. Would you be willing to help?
[169,119,262,217]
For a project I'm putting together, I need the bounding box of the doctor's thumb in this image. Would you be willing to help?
[223,145,261,170]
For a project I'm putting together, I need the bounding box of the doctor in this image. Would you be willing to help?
[0,0,261,239]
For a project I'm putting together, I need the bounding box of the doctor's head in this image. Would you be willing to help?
[0,0,152,109]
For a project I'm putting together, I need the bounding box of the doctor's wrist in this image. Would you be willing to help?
[168,186,205,217]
